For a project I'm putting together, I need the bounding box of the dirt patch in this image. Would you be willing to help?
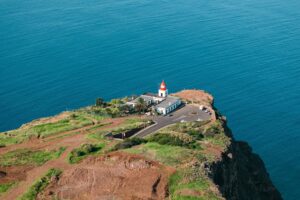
[201,142,224,159]
[0,165,34,184]
[38,152,174,200]
[174,90,213,106]
[177,188,203,197]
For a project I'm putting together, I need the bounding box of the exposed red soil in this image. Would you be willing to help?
[176,188,203,197]
[201,141,224,159]
[0,165,34,184]
[0,118,125,155]
[0,116,138,200]
[38,152,174,200]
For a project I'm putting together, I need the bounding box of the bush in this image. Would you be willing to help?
[19,168,62,200]
[187,130,204,140]
[148,133,199,149]
[113,138,147,150]
[95,98,105,107]
[69,143,103,164]
[204,121,224,136]
[0,182,16,194]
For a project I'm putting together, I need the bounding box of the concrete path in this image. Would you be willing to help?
[135,104,211,138]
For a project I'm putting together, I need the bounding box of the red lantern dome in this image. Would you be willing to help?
[160,80,167,91]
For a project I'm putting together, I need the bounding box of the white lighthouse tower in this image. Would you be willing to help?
[158,80,168,98]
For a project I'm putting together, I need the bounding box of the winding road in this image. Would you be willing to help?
[135,104,211,138]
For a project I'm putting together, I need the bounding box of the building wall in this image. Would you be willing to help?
[156,99,181,115]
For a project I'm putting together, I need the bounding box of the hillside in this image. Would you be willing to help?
[0,90,282,200]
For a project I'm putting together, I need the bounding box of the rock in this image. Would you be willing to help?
[0,171,7,178]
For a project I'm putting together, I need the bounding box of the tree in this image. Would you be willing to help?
[96,98,105,107]
[119,104,132,114]
[110,99,123,105]
[135,98,147,113]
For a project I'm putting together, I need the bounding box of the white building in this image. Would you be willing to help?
[127,80,181,115]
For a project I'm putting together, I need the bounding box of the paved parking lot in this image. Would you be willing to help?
[135,104,211,138]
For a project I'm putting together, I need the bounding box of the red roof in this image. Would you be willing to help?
[160,80,167,91]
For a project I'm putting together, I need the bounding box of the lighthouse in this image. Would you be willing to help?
[158,80,168,98]
[126,80,181,115]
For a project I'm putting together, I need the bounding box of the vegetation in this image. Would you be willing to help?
[0,182,16,195]
[113,137,147,150]
[95,97,105,107]
[124,142,193,166]
[204,120,224,136]
[148,133,200,149]
[28,115,92,137]
[95,118,152,136]
[134,98,147,113]
[0,147,65,167]
[203,120,231,149]
[123,120,229,199]
[80,104,126,119]
[68,143,105,164]
[0,113,93,146]
[169,170,222,200]
[19,168,62,200]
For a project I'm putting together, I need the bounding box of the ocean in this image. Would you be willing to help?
[0,0,299,199]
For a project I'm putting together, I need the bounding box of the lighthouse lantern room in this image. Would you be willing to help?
[158,80,168,97]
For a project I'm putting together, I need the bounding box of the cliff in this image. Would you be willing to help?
[208,119,282,200]
[0,90,282,200]
[175,90,282,200]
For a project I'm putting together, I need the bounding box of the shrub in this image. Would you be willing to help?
[19,168,62,200]
[113,138,147,150]
[0,182,16,194]
[148,133,200,149]
[204,121,224,136]
[187,130,204,140]
[69,143,104,164]
[95,98,105,107]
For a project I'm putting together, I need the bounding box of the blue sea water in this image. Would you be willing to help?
[0,0,300,198]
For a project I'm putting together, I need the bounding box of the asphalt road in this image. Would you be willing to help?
[135,104,211,138]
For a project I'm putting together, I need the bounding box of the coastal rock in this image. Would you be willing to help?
[209,122,283,200]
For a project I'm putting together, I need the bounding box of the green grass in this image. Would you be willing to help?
[0,135,20,147]
[169,171,222,200]
[109,118,152,135]
[87,118,151,138]
[122,120,228,200]
[27,115,92,138]
[68,143,105,164]
[0,114,93,147]
[202,120,231,150]
[44,131,81,142]
[0,182,17,195]
[77,105,123,119]
[148,133,201,149]
[0,147,65,167]
[203,133,231,150]
[18,168,62,200]
[86,122,112,132]
[124,142,193,166]
[86,132,106,141]
[112,137,147,150]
